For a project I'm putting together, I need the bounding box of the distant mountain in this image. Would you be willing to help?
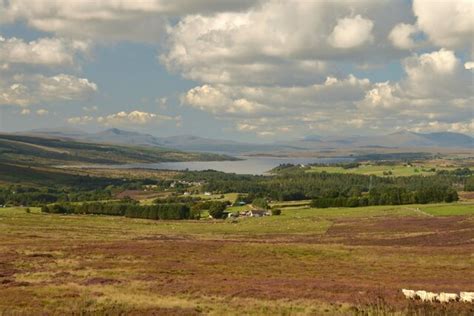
[302,134,322,142]
[19,128,473,155]
[364,131,473,148]
[297,131,473,149]
[27,127,87,139]
[157,135,301,153]
[22,128,300,154]
[362,131,437,147]
[87,128,163,147]
[420,132,473,147]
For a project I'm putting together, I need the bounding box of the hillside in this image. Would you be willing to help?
[0,134,234,166]
[24,128,301,154]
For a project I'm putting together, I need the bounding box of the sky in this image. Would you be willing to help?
[0,0,472,142]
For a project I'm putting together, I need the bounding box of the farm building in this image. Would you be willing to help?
[247,209,269,217]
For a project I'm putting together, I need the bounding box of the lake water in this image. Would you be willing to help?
[86,156,353,175]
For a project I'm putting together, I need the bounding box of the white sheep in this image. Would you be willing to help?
[425,292,439,302]
[438,292,459,303]
[460,292,474,303]
[402,289,417,299]
[415,290,438,302]
[415,290,427,301]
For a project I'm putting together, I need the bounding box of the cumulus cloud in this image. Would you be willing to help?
[0,35,89,66]
[409,120,474,135]
[0,74,97,106]
[67,110,177,127]
[2,0,471,137]
[82,105,98,112]
[181,48,473,136]
[389,23,419,49]
[413,0,473,49]
[400,49,471,99]
[464,62,474,70]
[0,0,258,42]
[183,75,370,118]
[359,82,401,110]
[162,0,409,86]
[36,108,48,116]
[96,110,173,126]
[67,115,94,125]
[357,49,473,135]
[20,108,30,115]
[328,15,374,49]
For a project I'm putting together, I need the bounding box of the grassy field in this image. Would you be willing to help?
[307,163,471,177]
[0,203,473,315]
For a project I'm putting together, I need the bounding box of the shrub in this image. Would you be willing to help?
[208,201,227,219]
[252,198,269,209]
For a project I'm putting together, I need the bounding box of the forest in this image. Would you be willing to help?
[179,168,470,205]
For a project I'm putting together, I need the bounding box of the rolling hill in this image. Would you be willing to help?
[24,128,302,154]
[0,133,234,166]
[19,128,473,155]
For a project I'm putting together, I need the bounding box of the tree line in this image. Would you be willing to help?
[311,186,458,208]
[41,202,193,220]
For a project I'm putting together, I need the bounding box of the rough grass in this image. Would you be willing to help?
[0,203,473,315]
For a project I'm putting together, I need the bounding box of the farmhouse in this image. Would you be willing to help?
[247,209,269,217]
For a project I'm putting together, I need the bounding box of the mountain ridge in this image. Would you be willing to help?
[18,128,473,154]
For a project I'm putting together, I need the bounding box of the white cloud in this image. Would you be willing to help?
[0,0,258,43]
[97,110,172,126]
[465,62,474,70]
[156,97,168,109]
[180,48,472,137]
[389,23,419,49]
[359,82,401,110]
[0,35,89,66]
[82,105,98,112]
[0,74,98,106]
[182,75,370,118]
[37,74,98,101]
[36,108,48,116]
[357,49,473,134]
[162,1,409,85]
[400,49,471,99]
[2,0,471,137]
[67,115,94,125]
[328,15,374,49]
[20,108,30,115]
[409,120,474,134]
[413,0,473,49]
[237,123,258,131]
[68,111,175,127]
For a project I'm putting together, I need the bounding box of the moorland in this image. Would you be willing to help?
[0,133,473,315]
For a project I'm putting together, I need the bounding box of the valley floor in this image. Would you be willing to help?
[0,204,473,315]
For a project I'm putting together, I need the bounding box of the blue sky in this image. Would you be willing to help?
[0,1,472,141]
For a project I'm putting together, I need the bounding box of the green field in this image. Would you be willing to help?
[1,203,473,315]
[307,164,469,177]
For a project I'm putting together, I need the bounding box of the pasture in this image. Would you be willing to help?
[0,203,473,315]
[307,163,471,177]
